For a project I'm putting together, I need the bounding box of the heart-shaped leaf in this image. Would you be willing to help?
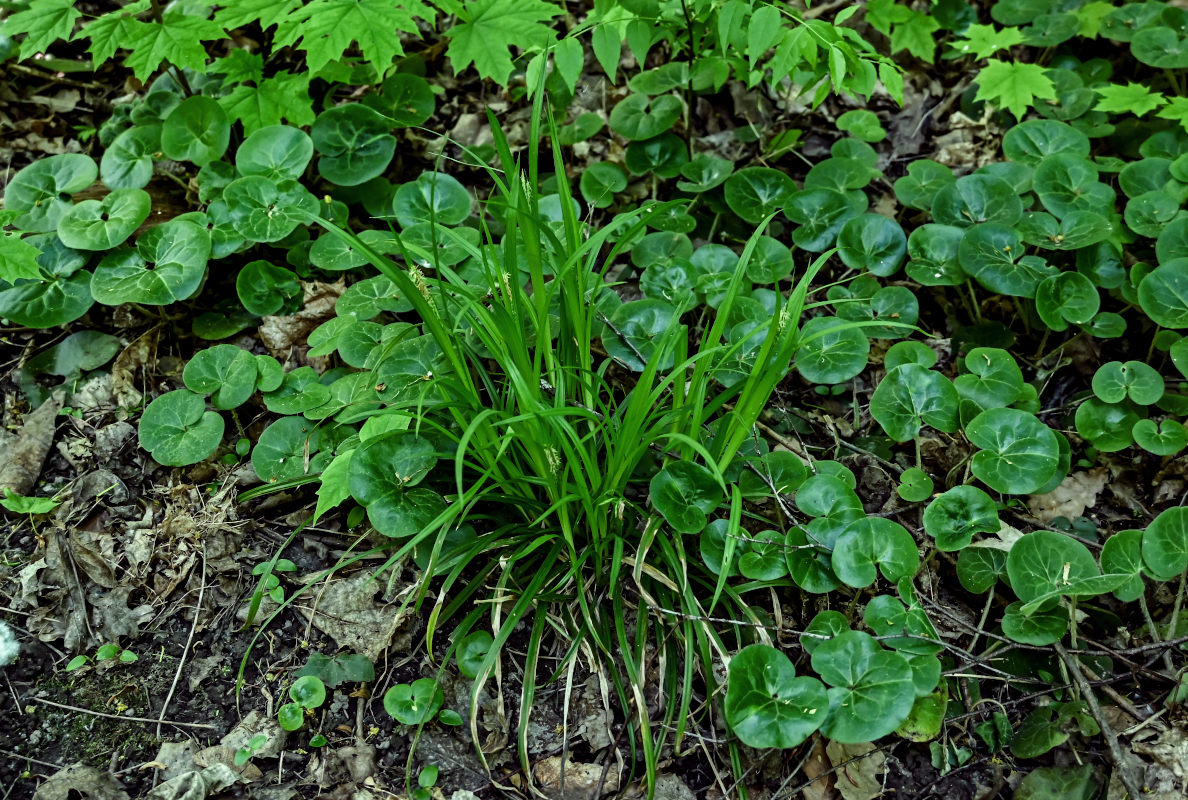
[139,389,224,467]
[363,72,435,128]
[312,103,396,187]
[237,125,314,181]
[959,223,1056,297]
[954,347,1026,411]
[811,630,916,743]
[1134,418,1188,456]
[602,299,682,372]
[5,154,98,232]
[931,174,1022,228]
[183,344,259,410]
[795,316,869,385]
[870,364,959,442]
[101,125,160,190]
[894,159,955,210]
[967,407,1061,494]
[0,234,94,328]
[392,172,472,228]
[57,188,151,251]
[90,218,210,305]
[836,214,907,277]
[1092,360,1165,405]
[650,460,722,534]
[251,416,332,483]
[383,678,444,725]
[832,517,920,588]
[723,167,796,224]
[785,188,865,251]
[223,176,319,242]
[1035,271,1100,332]
[161,95,230,166]
[923,486,999,551]
[608,93,682,140]
[1138,258,1188,328]
[1100,530,1148,601]
[1143,505,1188,580]
[236,260,302,316]
[906,224,966,286]
[1002,119,1089,166]
[724,645,828,749]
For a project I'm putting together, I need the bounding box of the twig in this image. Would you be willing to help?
[29,697,217,729]
[0,746,64,771]
[1055,643,1144,800]
[156,546,205,739]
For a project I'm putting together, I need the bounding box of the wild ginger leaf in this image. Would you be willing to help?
[123,14,228,81]
[220,71,315,134]
[0,232,43,284]
[275,0,419,75]
[974,59,1056,122]
[6,0,81,56]
[1095,82,1165,116]
[445,0,562,85]
[76,0,150,66]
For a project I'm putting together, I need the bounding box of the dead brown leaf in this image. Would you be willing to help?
[1027,468,1108,523]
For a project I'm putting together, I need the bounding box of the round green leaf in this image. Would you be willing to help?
[579,162,627,208]
[1143,505,1188,580]
[602,299,681,372]
[139,389,224,467]
[101,125,160,190]
[795,316,869,385]
[57,188,151,251]
[677,154,734,192]
[1134,418,1188,456]
[738,530,789,581]
[967,408,1061,494]
[832,518,919,588]
[894,160,954,211]
[1002,119,1089,166]
[624,133,688,177]
[931,174,1022,228]
[383,678,444,726]
[312,104,395,186]
[724,167,796,224]
[837,214,907,277]
[906,224,965,286]
[923,485,999,551]
[884,341,938,371]
[236,260,302,316]
[804,158,878,192]
[161,96,230,166]
[959,223,1056,297]
[1001,601,1067,645]
[1132,26,1188,68]
[1034,154,1113,218]
[251,416,328,483]
[785,188,865,252]
[263,367,331,414]
[1138,258,1188,328]
[364,72,435,128]
[1034,271,1100,332]
[289,675,326,708]
[1074,398,1139,452]
[724,645,828,749]
[183,345,258,410]
[1007,529,1100,604]
[392,172,472,228]
[870,364,959,442]
[811,631,916,743]
[223,176,319,243]
[1100,529,1148,601]
[90,218,210,305]
[1092,360,1165,405]
[237,125,314,181]
[455,631,493,679]
[649,460,722,534]
[897,468,935,503]
[836,109,884,142]
[6,154,98,232]
[954,347,1026,411]
[278,702,305,731]
[745,236,793,283]
[608,93,682,140]
[957,546,1008,593]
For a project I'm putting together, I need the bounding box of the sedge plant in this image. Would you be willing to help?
[310,81,842,794]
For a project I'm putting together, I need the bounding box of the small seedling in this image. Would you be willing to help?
[234,733,268,767]
[65,643,138,671]
[251,559,297,603]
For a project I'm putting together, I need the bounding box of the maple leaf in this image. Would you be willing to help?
[864,0,910,36]
[445,0,561,85]
[0,232,44,285]
[950,24,1024,60]
[214,0,301,31]
[76,0,150,67]
[974,59,1056,122]
[890,12,939,63]
[220,71,315,134]
[1157,96,1188,133]
[210,49,265,84]
[1095,82,1165,117]
[1075,1,1118,38]
[123,13,228,81]
[274,0,418,75]
[6,0,80,56]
